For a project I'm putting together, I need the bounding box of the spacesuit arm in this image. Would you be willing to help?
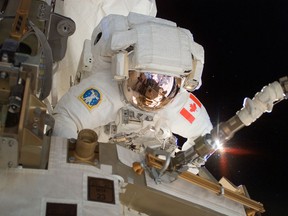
[52,92,80,139]
[51,86,88,139]
[53,111,78,139]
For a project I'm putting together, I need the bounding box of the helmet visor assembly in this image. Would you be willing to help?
[122,70,181,112]
[96,13,205,111]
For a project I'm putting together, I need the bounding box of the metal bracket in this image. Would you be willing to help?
[0,137,18,168]
[47,13,75,61]
[145,148,171,184]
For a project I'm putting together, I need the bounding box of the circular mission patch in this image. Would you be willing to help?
[78,88,102,110]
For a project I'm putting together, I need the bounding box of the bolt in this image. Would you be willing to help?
[8,140,14,147]
[2,138,6,145]
[34,107,42,116]
[32,123,38,129]
[0,71,7,79]
[69,138,77,144]
[8,161,13,168]
[69,156,75,163]
[1,53,8,62]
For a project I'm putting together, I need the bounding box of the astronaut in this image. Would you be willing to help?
[52,12,213,155]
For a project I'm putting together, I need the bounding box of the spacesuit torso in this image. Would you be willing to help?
[53,71,212,150]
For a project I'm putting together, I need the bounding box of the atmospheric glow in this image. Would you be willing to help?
[217,146,258,177]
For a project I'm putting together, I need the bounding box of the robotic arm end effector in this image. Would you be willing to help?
[279,76,288,99]
[237,76,287,126]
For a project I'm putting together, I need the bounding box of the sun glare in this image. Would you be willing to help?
[215,139,224,152]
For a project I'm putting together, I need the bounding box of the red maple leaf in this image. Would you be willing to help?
[189,103,197,112]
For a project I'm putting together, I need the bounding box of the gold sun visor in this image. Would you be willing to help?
[122,71,181,112]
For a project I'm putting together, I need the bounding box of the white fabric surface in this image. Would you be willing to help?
[0,137,121,216]
[53,0,157,99]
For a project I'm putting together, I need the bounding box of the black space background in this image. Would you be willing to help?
[156,1,288,215]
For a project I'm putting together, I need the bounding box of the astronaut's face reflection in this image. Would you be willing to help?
[123,71,181,112]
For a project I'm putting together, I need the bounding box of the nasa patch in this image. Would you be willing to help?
[78,88,102,110]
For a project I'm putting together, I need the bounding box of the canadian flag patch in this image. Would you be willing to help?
[180,94,202,124]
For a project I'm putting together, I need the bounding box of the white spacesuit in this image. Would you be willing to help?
[52,12,213,153]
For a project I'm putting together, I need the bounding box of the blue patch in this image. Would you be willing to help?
[78,88,102,110]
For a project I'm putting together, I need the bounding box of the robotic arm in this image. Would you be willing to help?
[172,76,288,169]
